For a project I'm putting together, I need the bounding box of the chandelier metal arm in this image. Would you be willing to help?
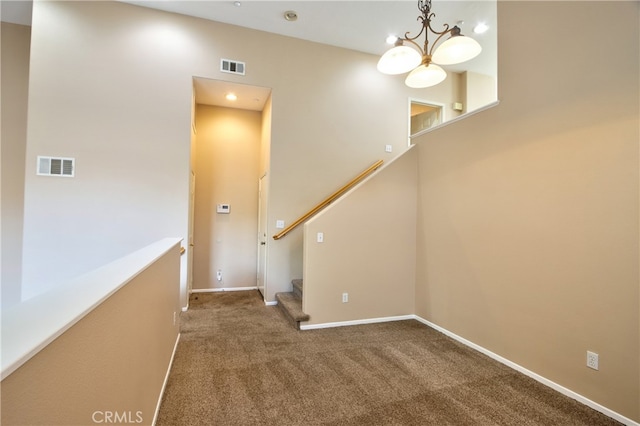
[425,23,455,56]
[397,0,457,64]
[377,0,482,88]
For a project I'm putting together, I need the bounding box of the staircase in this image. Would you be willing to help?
[275,279,309,329]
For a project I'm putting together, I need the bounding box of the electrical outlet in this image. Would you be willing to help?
[173,311,177,326]
[342,293,348,303]
[586,351,599,370]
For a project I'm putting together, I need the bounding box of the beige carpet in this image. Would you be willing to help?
[156,291,620,425]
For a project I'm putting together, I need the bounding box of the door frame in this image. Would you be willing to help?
[257,172,269,298]
[408,97,446,144]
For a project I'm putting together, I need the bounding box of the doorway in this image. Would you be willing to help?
[190,78,272,297]
[409,99,445,138]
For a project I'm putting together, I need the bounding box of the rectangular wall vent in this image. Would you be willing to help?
[220,58,245,75]
[37,156,75,177]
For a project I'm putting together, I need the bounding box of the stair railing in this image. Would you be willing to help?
[273,159,384,240]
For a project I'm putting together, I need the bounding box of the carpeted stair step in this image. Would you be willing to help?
[275,287,309,330]
[292,279,303,299]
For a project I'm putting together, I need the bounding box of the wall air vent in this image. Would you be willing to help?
[37,156,75,177]
[220,58,245,75]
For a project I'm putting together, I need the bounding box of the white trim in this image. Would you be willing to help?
[410,99,500,140]
[191,286,258,293]
[300,315,414,330]
[152,333,180,426]
[412,316,639,426]
[181,305,188,312]
[264,300,278,306]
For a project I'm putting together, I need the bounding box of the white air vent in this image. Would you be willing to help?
[220,58,245,75]
[37,156,75,177]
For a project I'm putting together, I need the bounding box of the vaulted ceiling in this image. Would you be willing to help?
[2,1,497,109]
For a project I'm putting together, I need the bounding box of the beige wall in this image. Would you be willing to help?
[193,105,261,290]
[12,0,637,421]
[1,244,181,425]
[303,148,418,325]
[414,1,639,421]
[1,22,30,308]
[260,95,272,179]
[20,0,465,305]
[462,71,496,114]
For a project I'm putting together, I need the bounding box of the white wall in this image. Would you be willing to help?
[21,2,197,303]
[1,22,30,308]
[20,1,481,304]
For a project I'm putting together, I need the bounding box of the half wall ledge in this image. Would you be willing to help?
[0,237,182,380]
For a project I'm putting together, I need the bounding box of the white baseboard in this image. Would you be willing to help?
[191,286,258,293]
[300,314,414,330]
[300,313,637,425]
[152,333,181,426]
[149,313,636,425]
[412,316,639,426]
[190,287,274,306]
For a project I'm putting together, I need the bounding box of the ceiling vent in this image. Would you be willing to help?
[220,58,245,76]
[37,156,75,177]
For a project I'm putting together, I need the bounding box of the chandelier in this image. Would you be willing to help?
[377,0,482,88]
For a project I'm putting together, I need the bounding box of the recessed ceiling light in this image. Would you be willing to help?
[226,93,237,101]
[473,23,489,34]
[386,35,398,45]
[233,1,241,7]
[284,10,298,22]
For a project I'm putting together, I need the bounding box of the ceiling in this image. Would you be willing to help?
[194,78,273,111]
[1,1,497,110]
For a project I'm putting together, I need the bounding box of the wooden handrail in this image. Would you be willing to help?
[273,159,384,240]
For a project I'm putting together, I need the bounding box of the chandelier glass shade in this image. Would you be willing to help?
[376,44,422,75]
[431,29,482,65]
[405,63,447,88]
[378,0,482,88]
